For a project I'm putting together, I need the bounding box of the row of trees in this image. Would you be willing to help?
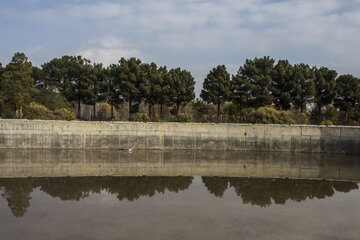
[39,55,195,119]
[0,53,359,124]
[201,57,360,123]
[0,53,195,120]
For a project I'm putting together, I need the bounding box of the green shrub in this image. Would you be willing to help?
[153,110,160,122]
[320,120,333,126]
[33,88,70,111]
[287,109,309,124]
[224,103,241,123]
[177,113,193,122]
[23,102,54,120]
[247,107,295,124]
[97,102,112,120]
[323,105,339,123]
[191,99,211,122]
[136,113,150,122]
[53,108,76,120]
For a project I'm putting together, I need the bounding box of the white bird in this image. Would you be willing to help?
[128,143,136,153]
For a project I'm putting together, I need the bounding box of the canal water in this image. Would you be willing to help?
[0,149,359,240]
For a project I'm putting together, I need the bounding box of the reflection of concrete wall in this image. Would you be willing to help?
[0,120,359,154]
[0,149,359,180]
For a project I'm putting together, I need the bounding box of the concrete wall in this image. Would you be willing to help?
[0,119,359,154]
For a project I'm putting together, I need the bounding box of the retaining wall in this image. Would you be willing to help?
[0,120,359,154]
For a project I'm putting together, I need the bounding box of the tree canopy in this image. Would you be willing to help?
[201,65,231,120]
[232,56,275,109]
[168,68,195,116]
[313,67,337,121]
[334,74,360,122]
[0,53,34,118]
[271,60,295,110]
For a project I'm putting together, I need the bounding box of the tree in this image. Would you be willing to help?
[42,56,96,118]
[292,64,315,113]
[168,68,195,116]
[0,62,3,116]
[31,66,70,111]
[140,62,163,117]
[107,64,124,119]
[158,66,172,118]
[334,74,360,122]
[0,52,34,118]
[88,63,107,120]
[201,65,231,121]
[271,60,295,110]
[118,58,142,120]
[231,56,275,109]
[313,67,337,122]
[0,62,3,83]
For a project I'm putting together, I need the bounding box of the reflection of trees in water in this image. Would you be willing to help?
[0,176,358,217]
[40,177,193,201]
[202,177,359,207]
[202,177,231,197]
[103,177,193,201]
[0,177,193,217]
[0,178,39,217]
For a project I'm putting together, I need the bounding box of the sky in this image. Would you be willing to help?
[1,0,360,94]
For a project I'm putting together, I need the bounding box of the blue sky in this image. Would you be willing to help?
[1,0,360,93]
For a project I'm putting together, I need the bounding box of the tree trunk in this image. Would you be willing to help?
[78,99,81,119]
[160,103,163,118]
[148,103,152,118]
[19,106,23,119]
[111,104,114,120]
[318,104,322,123]
[176,102,180,117]
[345,111,348,122]
[217,103,220,122]
[93,103,96,120]
[128,100,132,121]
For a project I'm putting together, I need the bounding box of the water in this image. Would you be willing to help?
[0,149,359,240]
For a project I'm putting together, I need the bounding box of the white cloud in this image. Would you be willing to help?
[76,35,141,66]
[1,0,360,82]
[68,2,133,20]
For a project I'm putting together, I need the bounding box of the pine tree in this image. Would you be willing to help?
[88,63,107,120]
[200,65,231,121]
[158,66,172,118]
[42,56,96,118]
[0,62,3,116]
[313,67,337,121]
[0,53,34,118]
[107,64,124,119]
[334,74,360,122]
[140,62,163,117]
[271,60,295,110]
[118,58,142,120]
[168,68,195,116]
[292,64,315,113]
[232,56,275,109]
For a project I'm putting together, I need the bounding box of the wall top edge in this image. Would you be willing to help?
[1,119,360,129]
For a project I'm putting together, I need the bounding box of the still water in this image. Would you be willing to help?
[0,149,360,240]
